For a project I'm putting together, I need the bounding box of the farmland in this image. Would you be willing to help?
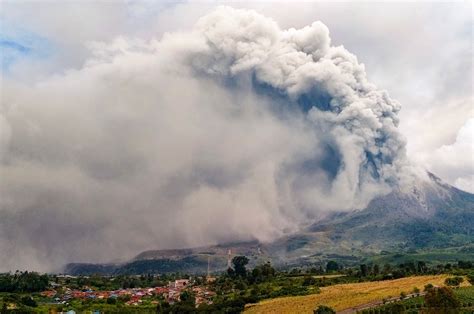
[245,275,470,314]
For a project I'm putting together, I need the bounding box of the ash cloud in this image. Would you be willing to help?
[0,7,409,272]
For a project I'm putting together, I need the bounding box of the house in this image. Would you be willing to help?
[170,279,190,289]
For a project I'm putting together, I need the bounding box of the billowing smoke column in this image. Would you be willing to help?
[189,7,407,208]
[0,7,408,271]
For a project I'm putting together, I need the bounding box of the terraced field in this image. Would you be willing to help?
[244,275,470,314]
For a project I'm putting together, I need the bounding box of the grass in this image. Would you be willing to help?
[371,284,474,312]
[244,275,471,314]
[454,285,474,304]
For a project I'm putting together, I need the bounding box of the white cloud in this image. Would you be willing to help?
[416,118,474,193]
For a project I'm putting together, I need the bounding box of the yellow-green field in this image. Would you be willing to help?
[245,275,470,314]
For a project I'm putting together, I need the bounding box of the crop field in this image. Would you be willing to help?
[244,275,470,314]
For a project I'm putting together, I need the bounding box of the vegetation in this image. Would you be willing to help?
[0,257,473,313]
[445,276,464,287]
[369,285,474,313]
[314,304,335,313]
[244,275,464,313]
[0,272,49,292]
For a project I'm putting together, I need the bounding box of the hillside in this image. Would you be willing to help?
[64,173,474,275]
[265,173,474,267]
[244,275,471,313]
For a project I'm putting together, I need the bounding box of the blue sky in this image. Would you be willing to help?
[0,23,53,73]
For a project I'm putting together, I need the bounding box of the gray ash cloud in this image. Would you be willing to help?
[0,7,410,271]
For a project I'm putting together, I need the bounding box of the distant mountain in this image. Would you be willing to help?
[64,241,267,275]
[265,173,474,266]
[64,173,474,275]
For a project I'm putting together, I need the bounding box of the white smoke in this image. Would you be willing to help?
[0,7,409,272]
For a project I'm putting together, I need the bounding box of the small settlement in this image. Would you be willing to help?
[40,278,215,308]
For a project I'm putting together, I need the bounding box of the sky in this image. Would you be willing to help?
[0,1,472,271]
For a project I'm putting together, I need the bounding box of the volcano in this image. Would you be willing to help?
[64,172,474,275]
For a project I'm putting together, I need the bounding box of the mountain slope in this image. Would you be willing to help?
[64,173,474,275]
[264,173,474,267]
[308,173,474,250]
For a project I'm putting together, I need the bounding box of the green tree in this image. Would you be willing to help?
[250,262,275,283]
[373,264,380,275]
[424,287,460,309]
[314,305,335,314]
[303,275,317,286]
[467,272,474,285]
[20,296,37,307]
[326,261,339,272]
[382,264,392,275]
[232,256,249,277]
[106,297,117,304]
[360,264,368,277]
[444,276,463,287]
[383,303,405,313]
[417,261,427,273]
[180,290,195,305]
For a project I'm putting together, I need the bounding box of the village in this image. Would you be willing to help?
[40,277,216,309]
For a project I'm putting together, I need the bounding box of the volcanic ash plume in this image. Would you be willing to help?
[0,7,408,271]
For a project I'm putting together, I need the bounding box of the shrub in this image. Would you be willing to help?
[20,296,37,307]
[424,287,460,309]
[303,276,317,286]
[314,304,336,314]
[424,283,434,292]
[445,276,463,287]
[106,297,116,304]
[383,303,405,313]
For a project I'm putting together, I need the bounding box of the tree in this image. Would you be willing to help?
[20,296,37,307]
[417,261,427,273]
[360,264,368,277]
[179,290,195,305]
[303,276,317,286]
[373,264,380,275]
[424,287,460,309]
[382,264,392,275]
[232,256,249,277]
[226,267,235,277]
[467,272,474,285]
[106,297,117,304]
[383,303,405,313]
[314,305,335,314]
[326,261,339,272]
[424,283,434,292]
[250,262,275,283]
[445,276,463,287]
[458,260,473,269]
